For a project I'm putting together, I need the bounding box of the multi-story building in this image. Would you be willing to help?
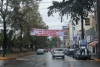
[85,15,97,53]
[67,14,97,49]
[67,21,73,47]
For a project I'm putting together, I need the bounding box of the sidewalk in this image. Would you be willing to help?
[0,51,35,60]
[91,53,100,62]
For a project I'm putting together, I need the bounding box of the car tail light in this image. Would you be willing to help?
[54,52,56,54]
[62,52,64,54]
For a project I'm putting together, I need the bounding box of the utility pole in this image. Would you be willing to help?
[97,0,100,58]
[81,1,84,40]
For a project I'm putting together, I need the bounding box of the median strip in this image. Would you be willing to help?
[0,51,35,60]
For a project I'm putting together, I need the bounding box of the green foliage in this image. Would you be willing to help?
[46,38,51,47]
[50,36,61,42]
[47,0,95,23]
[50,36,61,48]
[0,0,49,52]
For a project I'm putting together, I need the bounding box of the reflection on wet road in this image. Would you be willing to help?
[0,52,100,67]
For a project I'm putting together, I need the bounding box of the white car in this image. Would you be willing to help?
[52,48,65,59]
[36,49,44,54]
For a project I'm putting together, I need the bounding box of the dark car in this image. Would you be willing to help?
[66,48,74,56]
[72,48,79,58]
[74,48,91,60]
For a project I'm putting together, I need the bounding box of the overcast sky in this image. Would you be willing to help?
[38,0,70,30]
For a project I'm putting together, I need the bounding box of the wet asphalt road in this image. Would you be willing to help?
[0,52,100,67]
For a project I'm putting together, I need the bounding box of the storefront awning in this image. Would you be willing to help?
[88,41,99,47]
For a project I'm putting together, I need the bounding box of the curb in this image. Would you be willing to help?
[93,58,100,62]
[0,57,16,60]
[0,52,36,60]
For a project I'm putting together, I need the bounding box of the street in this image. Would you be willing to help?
[0,52,100,67]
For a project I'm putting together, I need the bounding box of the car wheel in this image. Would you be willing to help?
[73,56,74,58]
[75,57,76,59]
[74,56,77,59]
[62,56,65,59]
[88,57,91,60]
[52,56,55,59]
[76,57,79,60]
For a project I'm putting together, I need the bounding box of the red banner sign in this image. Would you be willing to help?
[30,28,65,36]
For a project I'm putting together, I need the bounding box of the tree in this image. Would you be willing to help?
[6,30,14,53]
[0,0,13,57]
[47,0,95,39]
[10,0,44,52]
[46,38,51,48]
[50,36,61,48]
[0,33,3,46]
[0,0,48,55]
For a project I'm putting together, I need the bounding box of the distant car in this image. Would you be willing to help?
[36,49,44,54]
[74,48,91,60]
[0,46,2,54]
[52,48,65,59]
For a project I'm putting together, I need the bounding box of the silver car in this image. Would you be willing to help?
[52,48,65,59]
[36,49,44,54]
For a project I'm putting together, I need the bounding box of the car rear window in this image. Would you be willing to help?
[55,49,63,51]
[38,49,43,51]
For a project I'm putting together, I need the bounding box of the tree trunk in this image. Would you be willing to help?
[81,0,84,40]
[2,18,7,57]
[20,27,23,52]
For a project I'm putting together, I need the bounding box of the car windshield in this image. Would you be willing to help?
[55,49,63,51]
[38,49,43,51]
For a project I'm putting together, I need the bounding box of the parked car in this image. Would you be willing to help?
[63,48,68,55]
[66,48,74,56]
[72,48,80,58]
[0,46,2,54]
[45,49,49,52]
[36,49,44,54]
[74,48,91,60]
[52,48,65,59]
